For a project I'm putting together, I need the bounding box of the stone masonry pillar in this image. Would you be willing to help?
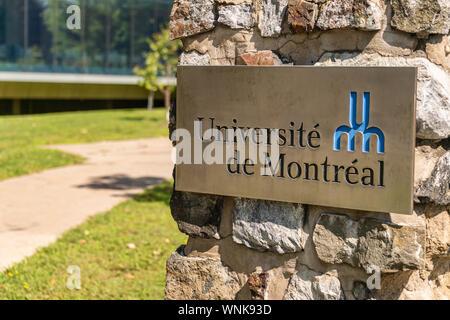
[165,0,449,300]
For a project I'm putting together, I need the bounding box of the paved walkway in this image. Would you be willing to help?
[0,137,173,270]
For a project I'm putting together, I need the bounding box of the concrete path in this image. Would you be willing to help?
[0,137,173,270]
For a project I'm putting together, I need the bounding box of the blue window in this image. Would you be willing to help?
[0,0,172,75]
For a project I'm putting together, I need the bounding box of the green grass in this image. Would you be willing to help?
[0,108,167,180]
[0,181,186,300]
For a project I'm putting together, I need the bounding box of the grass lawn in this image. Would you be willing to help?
[0,108,167,180]
[0,181,186,300]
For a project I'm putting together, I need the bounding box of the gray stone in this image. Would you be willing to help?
[218,3,254,29]
[355,0,384,30]
[391,0,450,35]
[170,191,224,239]
[353,281,374,300]
[236,50,283,65]
[312,213,426,272]
[422,205,450,258]
[170,0,216,40]
[426,35,450,72]
[284,264,344,300]
[316,0,352,30]
[413,59,450,140]
[416,151,450,205]
[216,0,252,4]
[286,0,319,33]
[248,272,269,299]
[316,53,450,140]
[165,246,244,300]
[258,0,289,37]
[414,145,444,193]
[179,51,211,65]
[316,0,383,31]
[233,198,305,254]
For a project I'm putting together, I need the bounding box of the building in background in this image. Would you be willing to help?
[0,0,172,114]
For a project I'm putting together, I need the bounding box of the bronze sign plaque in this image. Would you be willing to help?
[175,66,417,214]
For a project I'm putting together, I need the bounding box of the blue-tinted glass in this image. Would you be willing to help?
[0,0,172,75]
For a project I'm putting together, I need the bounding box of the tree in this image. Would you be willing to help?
[134,25,181,112]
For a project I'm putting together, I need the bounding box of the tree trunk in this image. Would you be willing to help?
[147,91,154,111]
[24,0,29,70]
[164,64,172,112]
[12,99,21,115]
[164,86,171,111]
[105,1,111,73]
[164,86,171,121]
[129,0,136,69]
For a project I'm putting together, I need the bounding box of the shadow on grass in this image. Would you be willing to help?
[120,116,146,122]
[119,115,164,123]
[132,180,173,205]
[77,174,164,190]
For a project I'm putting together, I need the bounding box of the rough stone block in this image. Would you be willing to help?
[236,50,283,65]
[316,0,383,31]
[170,0,216,40]
[286,0,318,33]
[353,281,375,300]
[248,272,269,299]
[414,146,445,193]
[216,0,251,4]
[165,246,244,299]
[391,0,450,35]
[179,51,211,65]
[218,3,254,29]
[233,198,306,254]
[415,151,450,205]
[312,213,426,272]
[258,0,289,37]
[170,191,224,239]
[379,258,450,299]
[426,35,450,72]
[284,264,344,300]
[421,205,450,258]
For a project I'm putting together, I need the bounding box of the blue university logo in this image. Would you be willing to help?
[333,92,385,154]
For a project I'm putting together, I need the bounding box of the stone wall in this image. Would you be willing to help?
[165,0,449,300]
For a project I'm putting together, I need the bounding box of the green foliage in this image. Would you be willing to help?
[35,0,172,73]
[134,26,182,92]
[0,180,187,300]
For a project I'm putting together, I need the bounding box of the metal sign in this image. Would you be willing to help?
[175,66,416,214]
